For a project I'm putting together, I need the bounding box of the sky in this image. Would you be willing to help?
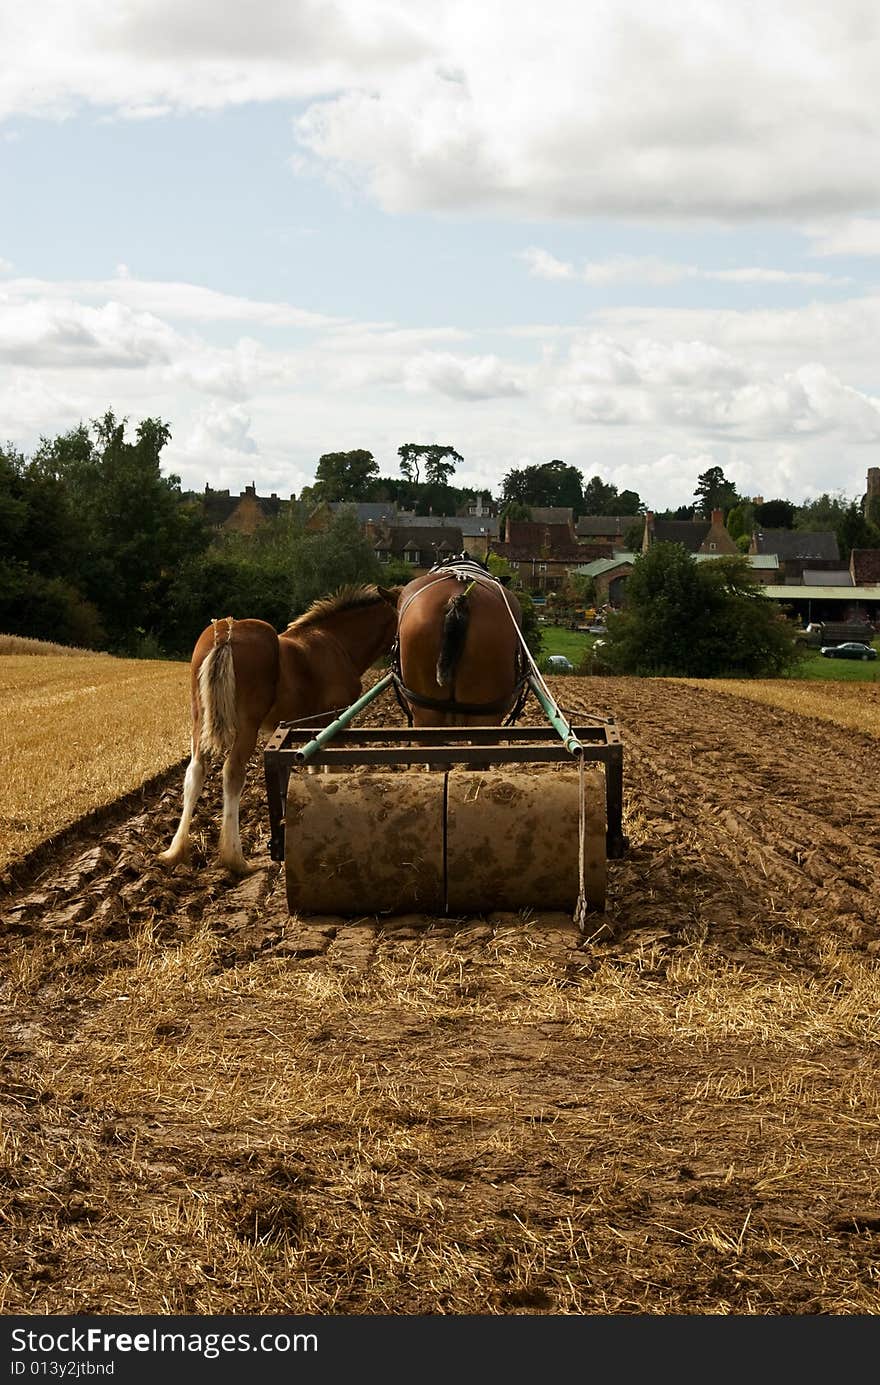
[2,1,880,514]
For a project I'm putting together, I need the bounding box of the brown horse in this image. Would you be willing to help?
[159,583,401,875]
[393,558,527,727]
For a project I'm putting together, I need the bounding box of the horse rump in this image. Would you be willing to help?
[436,592,470,687]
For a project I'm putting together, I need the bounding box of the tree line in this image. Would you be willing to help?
[2,412,877,658]
[0,414,384,657]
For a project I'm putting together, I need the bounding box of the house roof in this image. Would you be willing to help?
[575,515,633,537]
[650,519,711,552]
[851,549,880,584]
[761,585,880,602]
[801,569,853,586]
[375,524,465,555]
[575,552,779,577]
[528,506,575,525]
[197,487,288,528]
[752,528,840,560]
[494,520,588,561]
[326,501,401,522]
[405,514,500,537]
[740,554,780,569]
[574,553,639,577]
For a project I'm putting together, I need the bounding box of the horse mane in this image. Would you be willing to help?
[284,584,385,633]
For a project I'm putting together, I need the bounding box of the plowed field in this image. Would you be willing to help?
[2,676,879,1316]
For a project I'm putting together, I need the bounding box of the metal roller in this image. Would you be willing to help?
[285,771,445,915]
[284,763,606,916]
[445,766,606,913]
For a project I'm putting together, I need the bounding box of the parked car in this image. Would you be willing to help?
[820,642,877,661]
[545,654,574,672]
[587,622,606,635]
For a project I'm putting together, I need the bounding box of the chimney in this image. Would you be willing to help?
[711,508,723,526]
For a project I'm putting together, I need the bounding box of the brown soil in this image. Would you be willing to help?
[2,676,880,1316]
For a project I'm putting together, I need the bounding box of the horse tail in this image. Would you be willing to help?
[436,592,471,687]
[198,620,238,757]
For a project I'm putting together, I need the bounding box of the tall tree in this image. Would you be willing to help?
[754,498,796,528]
[501,460,584,511]
[65,411,208,650]
[581,475,618,514]
[313,449,380,502]
[398,443,463,487]
[693,465,739,518]
[424,444,463,486]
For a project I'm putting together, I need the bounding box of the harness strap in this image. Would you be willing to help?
[391,671,530,721]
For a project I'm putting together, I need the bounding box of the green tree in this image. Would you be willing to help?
[693,465,739,518]
[2,415,208,653]
[501,460,584,511]
[581,475,618,514]
[795,492,848,531]
[77,412,210,651]
[581,475,644,516]
[836,499,880,562]
[754,498,796,528]
[795,491,880,562]
[600,542,799,677]
[624,518,646,551]
[726,501,755,543]
[397,443,462,487]
[498,500,532,527]
[313,449,380,501]
[616,489,643,516]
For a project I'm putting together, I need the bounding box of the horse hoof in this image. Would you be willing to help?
[221,858,254,878]
[157,848,190,869]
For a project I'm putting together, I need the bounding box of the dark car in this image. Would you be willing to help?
[820,642,877,661]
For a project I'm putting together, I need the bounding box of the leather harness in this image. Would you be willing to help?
[390,558,530,725]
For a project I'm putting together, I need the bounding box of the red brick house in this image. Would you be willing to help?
[490,518,603,593]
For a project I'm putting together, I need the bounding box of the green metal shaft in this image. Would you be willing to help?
[528,674,584,756]
[295,671,394,764]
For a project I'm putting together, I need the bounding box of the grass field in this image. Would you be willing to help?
[787,646,880,681]
[0,653,191,873]
[539,623,880,682]
[537,624,592,666]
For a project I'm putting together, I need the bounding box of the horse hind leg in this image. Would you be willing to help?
[158,739,206,868]
[217,721,261,875]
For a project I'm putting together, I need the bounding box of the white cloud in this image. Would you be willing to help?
[2,3,878,222]
[2,273,342,328]
[546,328,880,442]
[0,0,428,120]
[403,351,526,399]
[0,295,181,368]
[806,218,880,257]
[176,402,259,474]
[522,249,848,287]
[293,2,880,220]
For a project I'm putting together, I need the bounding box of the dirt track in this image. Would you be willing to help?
[2,676,880,1315]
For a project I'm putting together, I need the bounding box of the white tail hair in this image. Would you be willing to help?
[198,642,237,756]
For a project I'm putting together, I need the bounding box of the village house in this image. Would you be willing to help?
[489,517,603,594]
[372,523,465,572]
[575,515,641,551]
[197,483,289,534]
[749,527,842,583]
[642,509,739,557]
